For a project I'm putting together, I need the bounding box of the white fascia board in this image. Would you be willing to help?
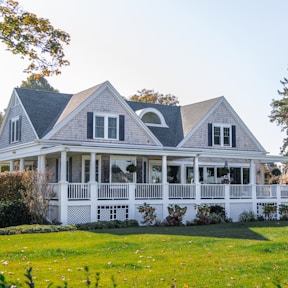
[0,142,42,161]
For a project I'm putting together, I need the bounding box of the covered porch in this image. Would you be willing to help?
[2,143,288,224]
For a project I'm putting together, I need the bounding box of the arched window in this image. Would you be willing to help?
[136,108,168,127]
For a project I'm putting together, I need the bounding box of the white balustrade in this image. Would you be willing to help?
[168,184,196,199]
[68,183,90,200]
[135,184,163,199]
[201,184,225,199]
[98,183,129,200]
[230,185,252,199]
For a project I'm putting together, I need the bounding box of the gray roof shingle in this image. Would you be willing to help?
[16,88,72,138]
[127,101,184,147]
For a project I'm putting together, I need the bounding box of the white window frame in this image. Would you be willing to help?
[10,116,20,143]
[93,113,119,140]
[212,124,231,147]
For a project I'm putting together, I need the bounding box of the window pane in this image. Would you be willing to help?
[223,127,230,146]
[108,117,117,139]
[213,126,221,145]
[167,166,180,183]
[142,112,161,124]
[95,116,104,138]
[151,165,162,183]
[186,167,194,183]
[111,159,133,183]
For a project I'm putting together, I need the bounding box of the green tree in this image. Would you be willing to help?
[0,0,70,77]
[270,76,288,154]
[129,88,179,106]
[20,74,59,92]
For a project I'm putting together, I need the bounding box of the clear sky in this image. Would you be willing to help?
[0,0,287,156]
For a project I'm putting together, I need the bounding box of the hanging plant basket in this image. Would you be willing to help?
[126,163,137,173]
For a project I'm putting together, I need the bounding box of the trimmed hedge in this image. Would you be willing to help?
[0,200,31,228]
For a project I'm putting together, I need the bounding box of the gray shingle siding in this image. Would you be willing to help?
[0,104,36,149]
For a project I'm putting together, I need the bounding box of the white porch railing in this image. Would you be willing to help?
[97,183,129,200]
[68,183,90,200]
[230,185,252,199]
[256,185,277,198]
[135,184,162,199]
[200,184,225,199]
[281,185,288,198]
[49,183,288,201]
[169,184,196,199]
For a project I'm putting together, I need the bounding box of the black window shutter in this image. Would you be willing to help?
[87,112,93,139]
[208,123,212,146]
[232,125,236,147]
[18,116,22,141]
[56,159,59,182]
[119,115,125,141]
[69,157,72,182]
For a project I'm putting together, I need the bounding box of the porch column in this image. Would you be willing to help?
[59,150,68,225]
[162,155,169,220]
[19,158,25,170]
[90,152,97,222]
[9,160,14,171]
[250,160,257,215]
[194,156,201,203]
[60,151,67,182]
[90,152,96,183]
[38,155,46,174]
[162,155,167,184]
[249,160,255,185]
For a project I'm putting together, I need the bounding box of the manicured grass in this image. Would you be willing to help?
[0,222,288,287]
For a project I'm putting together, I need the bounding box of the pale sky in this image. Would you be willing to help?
[0,0,287,156]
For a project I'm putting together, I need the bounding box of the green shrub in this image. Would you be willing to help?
[76,219,138,230]
[0,200,31,228]
[165,204,187,226]
[194,204,229,225]
[239,210,257,222]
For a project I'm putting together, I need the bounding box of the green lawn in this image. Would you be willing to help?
[0,222,288,287]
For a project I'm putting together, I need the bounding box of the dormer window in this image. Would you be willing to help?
[136,108,168,127]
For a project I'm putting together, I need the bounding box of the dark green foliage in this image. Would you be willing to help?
[76,219,139,230]
[0,200,31,228]
[194,204,229,225]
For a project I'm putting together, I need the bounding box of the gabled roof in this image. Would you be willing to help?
[55,82,104,125]
[127,101,184,147]
[15,88,72,138]
[181,97,221,136]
